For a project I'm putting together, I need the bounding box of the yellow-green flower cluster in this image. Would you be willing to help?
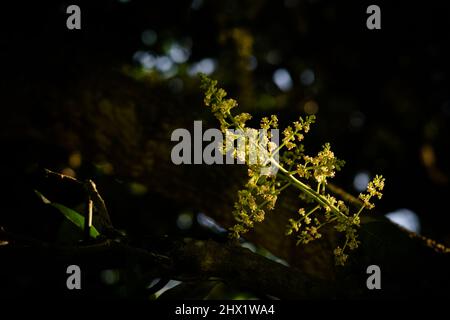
[200,75,235,132]
[200,74,385,266]
[230,168,281,239]
[281,115,315,151]
[359,175,385,209]
[260,115,279,130]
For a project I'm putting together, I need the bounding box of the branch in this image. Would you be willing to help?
[0,229,332,299]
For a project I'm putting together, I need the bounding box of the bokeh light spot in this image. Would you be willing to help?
[141,30,157,46]
[188,58,217,76]
[353,171,370,192]
[385,208,421,234]
[100,269,120,285]
[169,43,190,63]
[304,100,319,114]
[300,69,315,86]
[176,212,193,230]
[273,68,293,92]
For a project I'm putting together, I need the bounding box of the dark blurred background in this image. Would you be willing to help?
[1,0,449,298]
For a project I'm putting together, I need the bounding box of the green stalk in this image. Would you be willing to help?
[271,160,347,218]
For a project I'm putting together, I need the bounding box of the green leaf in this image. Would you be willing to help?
[157,281,220,300]
[34,190,100,238]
